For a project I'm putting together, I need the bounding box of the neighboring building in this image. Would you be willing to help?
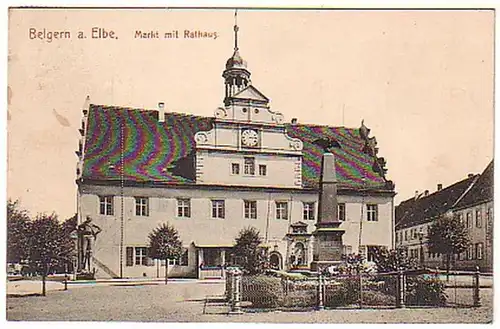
[75,21,395,279]
[452,161,494,271]
[395,160,493,271]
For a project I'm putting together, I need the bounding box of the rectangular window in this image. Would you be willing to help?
[338,203,346,221]
[476,243,483,260]
[135,197,149,216]
[177,198,191,218]
[99,196,114,215]
[475,209,482,228]
[259,164,267,176]
[276,201,288,220]
[212,200,225,219]
[303,202,315,220]
[466,212,472,228]
[366,204,378,221]
[404,230,408,241]
[244,157,255,175]
[231,163,240,175]
[244,200,257,219]
[135,247,148,265]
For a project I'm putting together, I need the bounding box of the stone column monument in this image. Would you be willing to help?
[310,152,345,272]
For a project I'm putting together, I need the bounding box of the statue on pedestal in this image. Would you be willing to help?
[77,216,102,273]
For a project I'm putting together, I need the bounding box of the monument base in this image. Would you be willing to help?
[310,260,344,272]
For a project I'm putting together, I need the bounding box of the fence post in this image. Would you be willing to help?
[359,271,363,309]
[396,268,406,308]
[317,273,324,310]
[229,272,242,314]
[473,266,481,307]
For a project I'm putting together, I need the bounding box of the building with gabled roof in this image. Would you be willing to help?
[395,160,493,271]
[75,19,395,279]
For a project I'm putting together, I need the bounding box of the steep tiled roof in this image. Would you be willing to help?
[81,104,392,191]
[395,175,479,230]
[453,160,494,209]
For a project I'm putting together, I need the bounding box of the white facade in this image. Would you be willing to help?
[79,183,394,278]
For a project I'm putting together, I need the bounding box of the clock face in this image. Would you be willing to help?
[241,129,259,147]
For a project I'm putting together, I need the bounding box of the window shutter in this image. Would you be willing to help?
[126,247,134,266]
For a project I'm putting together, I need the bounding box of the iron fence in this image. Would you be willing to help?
[222,266,488,313]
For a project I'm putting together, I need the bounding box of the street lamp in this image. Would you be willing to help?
[417,231,425,268]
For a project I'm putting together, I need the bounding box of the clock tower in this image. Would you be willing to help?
[194,13,304,188]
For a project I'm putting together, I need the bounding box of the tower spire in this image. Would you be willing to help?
[234,9,239,51]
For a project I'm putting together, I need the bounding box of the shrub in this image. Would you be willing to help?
[241,275,284,308]
[361,290,396,306]
[324,277,360,307]
[406,275,447,306]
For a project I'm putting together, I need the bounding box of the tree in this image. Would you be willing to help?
[148,223,183,284]
[26,213,74,296]
[427,213,470,277]
[371,246,419,273]
[7,199,31,264]
[233,226,267,275]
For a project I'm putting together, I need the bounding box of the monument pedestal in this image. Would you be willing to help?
[310,225,345,272]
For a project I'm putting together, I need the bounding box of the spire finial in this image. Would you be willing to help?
[233,9,239,51]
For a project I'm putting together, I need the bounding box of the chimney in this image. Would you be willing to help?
[468,173,474,178]
[437,183,443,191]
[414,190,419,200]
[158,102,165,122]
[424,190,429,197]
[291,118,298,124]
[317,152,338,223]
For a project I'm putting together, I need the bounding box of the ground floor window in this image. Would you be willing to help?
[203,249,222,267]
[126,247,154,266]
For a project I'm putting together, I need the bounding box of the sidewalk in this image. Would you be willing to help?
[6,277,225,297]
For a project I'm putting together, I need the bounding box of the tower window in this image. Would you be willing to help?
[259,164,267,176]
[231,163,240,175]
[244,157,255,175]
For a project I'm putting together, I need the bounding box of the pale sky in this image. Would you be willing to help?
[7,9,494,220]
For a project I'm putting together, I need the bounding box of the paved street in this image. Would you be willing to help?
[6,279,493,323]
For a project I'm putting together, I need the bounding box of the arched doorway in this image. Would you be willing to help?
[269,252,282,270]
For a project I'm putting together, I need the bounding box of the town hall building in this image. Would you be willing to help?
[75,19,396,279]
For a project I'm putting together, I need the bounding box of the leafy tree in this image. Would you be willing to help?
[233,226,267,275]
[427,213,470,277]
[371,246,419,273]
[7,199,31,264]
[26,213,74,296]
[148,223,183,284]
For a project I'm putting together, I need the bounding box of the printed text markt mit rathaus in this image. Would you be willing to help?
[134,30,219,39]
